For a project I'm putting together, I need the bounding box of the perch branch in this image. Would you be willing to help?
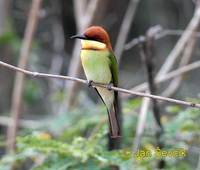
[0,60,200,109]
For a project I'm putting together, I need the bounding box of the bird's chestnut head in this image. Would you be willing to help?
[71,26,112,50]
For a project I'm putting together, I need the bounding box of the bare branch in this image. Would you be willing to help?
[65,0,100,110]
[47,0,65,114]
[122,5,200,98]
[0,0,10,35]
[0,60,200,109]
[122,60,200,97]
[74,0,86,29]
[133,96,150,152]
[125,4,200,80]
[157,5,200,78]
[162,32,197,97]
[6,0,42,153]
[140,28,163,129]
[84,0,99,27]
[137,30,165,168]
[114,0,140,62]
[124,27,200,50]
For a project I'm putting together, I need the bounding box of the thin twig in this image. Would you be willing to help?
[143,28,165,169]
[0,60,200,109]
[140,29,163,129]
[157,5,200,79]
[0,0,10,35]
[73,0,86,29]
[64,0,100,110]
[114,0,140,62]
[133,95,150,152]
[125,4,200,99]
[6,0,42,153]
[124,27,200,50]
[123,6,200,98]
[162,32,197,97]
[132,28,162,152]
[48,0,65,114]
[122,60,200,98]
[84,0,99,27]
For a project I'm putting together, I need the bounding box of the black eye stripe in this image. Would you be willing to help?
[85,36,102,43]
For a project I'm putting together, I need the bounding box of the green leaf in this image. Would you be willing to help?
[180,120,199,132]
[166,105,181,114]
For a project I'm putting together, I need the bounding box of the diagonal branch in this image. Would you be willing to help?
[157,5,200,79]
[124,3,200,98]
[162,32,197,97]
[6,0,42,153]
[124,27,200,50]
[73,0,86,29]
[64,0,100,110]
[114,0,140,62]
[127,60,200,93]
[0,60,200,109]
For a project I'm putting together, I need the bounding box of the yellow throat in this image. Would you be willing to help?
[81,40,106,50]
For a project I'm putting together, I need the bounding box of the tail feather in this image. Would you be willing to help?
[94,87,121,138]
[107,104,121,138]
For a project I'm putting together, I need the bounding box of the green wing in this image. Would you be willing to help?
[108,52,118,86]
[108,51,121,140]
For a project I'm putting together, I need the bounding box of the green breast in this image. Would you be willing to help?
[81,50,112,84]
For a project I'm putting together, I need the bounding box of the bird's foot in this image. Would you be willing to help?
[87,80,93,87]
[106,83,113,91]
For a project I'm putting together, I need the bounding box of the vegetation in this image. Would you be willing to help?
[0,99,199,169]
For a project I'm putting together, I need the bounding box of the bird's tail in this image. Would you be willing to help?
[107,104,121,138]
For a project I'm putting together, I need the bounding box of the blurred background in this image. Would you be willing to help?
[0,0,200,169]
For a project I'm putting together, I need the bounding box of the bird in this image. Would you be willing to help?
[71,26,121,138]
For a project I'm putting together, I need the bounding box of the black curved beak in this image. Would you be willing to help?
[70,34,87,40]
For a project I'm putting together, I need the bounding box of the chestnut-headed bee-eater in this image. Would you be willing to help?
[71,26,121,138]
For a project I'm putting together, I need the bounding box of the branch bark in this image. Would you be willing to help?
[124,27,200,50]
[64,0,100,110]
[133,95,150,152]
[162,33,197,97]
[0,60,200,109]
[157,4,200,79]
[6,0,42,153]
[0,0,10,35]
[114,0,140,62]
[138,30,165,168]
[124,4,200,98]
[48,0,65,114]
[124,60,200,95]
